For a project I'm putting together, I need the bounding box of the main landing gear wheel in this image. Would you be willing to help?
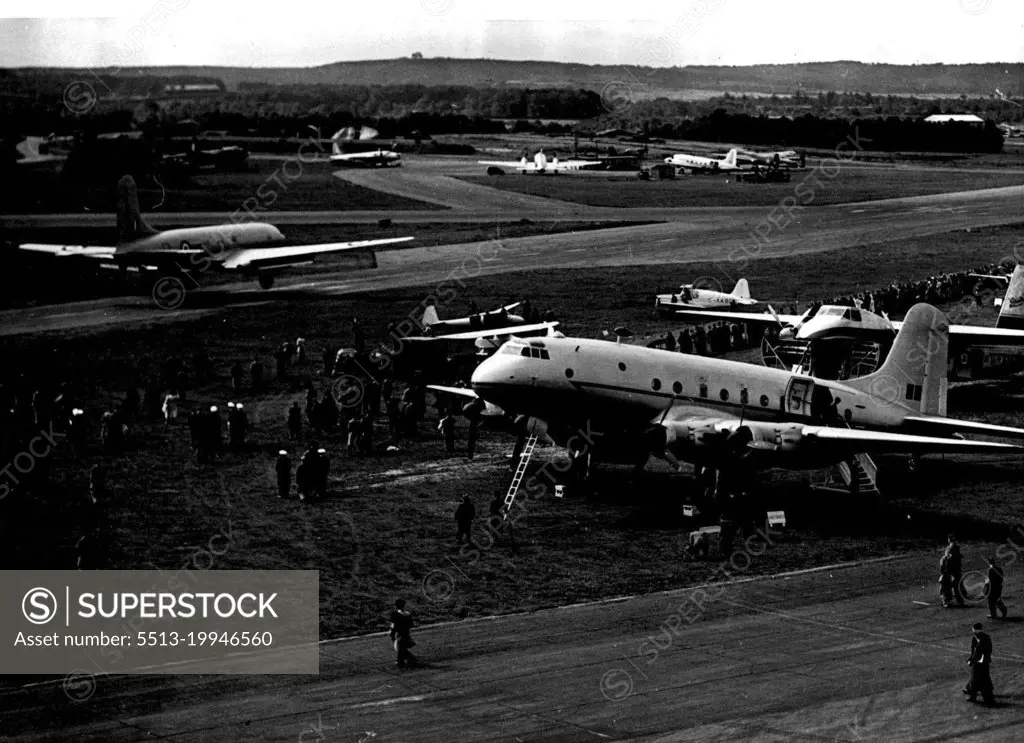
[258,274,275,290]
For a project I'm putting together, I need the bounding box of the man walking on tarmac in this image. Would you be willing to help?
[963,622,996,706]
[389,599,417,668]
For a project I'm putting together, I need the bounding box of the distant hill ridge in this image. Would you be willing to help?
[9,58,1024,97]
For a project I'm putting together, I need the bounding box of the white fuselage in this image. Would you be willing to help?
[471,337,910,439]
[664,153,740,172]
[656,287,754,311]
[116,223,285,264]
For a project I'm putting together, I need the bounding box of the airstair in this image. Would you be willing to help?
[503,434,539,521]
[813,452,881,496]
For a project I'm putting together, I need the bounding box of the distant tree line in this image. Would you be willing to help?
[0,72,1010,154]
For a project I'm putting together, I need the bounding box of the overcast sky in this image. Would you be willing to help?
[1,0,1022,68]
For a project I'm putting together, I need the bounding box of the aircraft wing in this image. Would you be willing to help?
[663,308,801,325]
[427,385,478,399]
[220,237,414,270]
[886,321,1024,347]
[800,425,1023,454]
[547,160,602,171]
[19,244,119,259]
[435,321,559,341]
[901,416,1024,440]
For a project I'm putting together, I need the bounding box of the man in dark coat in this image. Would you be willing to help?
[963,622,995,705]
[945,534,965,606]
[455,495,475,544]
[986,556,1008,619]
[389,599,417,668]
[275,451,291,498]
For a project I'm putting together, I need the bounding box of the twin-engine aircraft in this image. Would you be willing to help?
[664,148,742,174]
[458,304,1024,488]
[656,278,758,312]
[18,175,414,290]
[668,267,1024,380]
[478,150,601,174]
[417,302,558,340]
[328,132,402,168]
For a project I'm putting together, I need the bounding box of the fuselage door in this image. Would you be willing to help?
[785,378,815,418]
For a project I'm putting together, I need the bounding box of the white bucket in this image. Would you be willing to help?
[554,485,565,498]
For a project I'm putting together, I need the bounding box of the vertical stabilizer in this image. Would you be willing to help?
[422,304,440,326]
[115,175,158,245]
[843,303,949,416]
[723,149,738,168]
[996,265,1024,330]
[731,278,751,300]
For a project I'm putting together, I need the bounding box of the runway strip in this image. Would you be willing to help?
[3,550,1020,741]
[3,185,1023,338]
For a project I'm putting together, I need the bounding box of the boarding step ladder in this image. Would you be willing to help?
[813,452,881,496]
[503,434,539,521]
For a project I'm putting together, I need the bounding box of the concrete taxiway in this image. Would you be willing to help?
[3,550,1021,741]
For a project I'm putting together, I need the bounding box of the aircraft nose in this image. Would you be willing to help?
[471,353,503,389]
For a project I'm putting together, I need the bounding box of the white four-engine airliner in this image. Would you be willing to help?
[18,175,414,289]
[478,150,601,174]
[453,304,1024,487]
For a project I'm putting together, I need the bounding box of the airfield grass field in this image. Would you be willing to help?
[5,160,443,214]
[2,223,1023,638]
[459,167,1024,208]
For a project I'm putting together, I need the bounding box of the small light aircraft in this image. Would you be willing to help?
[656,278,758,313]
[663,148,742,174]
[478,150,601,175]
[18,175,414,290]
[454,304,1024,491]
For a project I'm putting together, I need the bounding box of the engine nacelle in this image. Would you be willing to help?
[719,422,805,456]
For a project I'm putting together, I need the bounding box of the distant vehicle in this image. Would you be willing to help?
[478,150,601,175]
[736,166,792,183]
[663,148,742,174]
[18,175,414,290]
[329,129,401,168]
[656,279,758,313]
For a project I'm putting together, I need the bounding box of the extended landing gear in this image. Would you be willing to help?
[257,273,276,290]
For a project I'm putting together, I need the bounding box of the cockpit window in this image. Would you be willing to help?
[520,347,550,360]
[502,344,524,355]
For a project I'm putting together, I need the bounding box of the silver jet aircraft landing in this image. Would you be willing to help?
[467,304,1024,490]
[19,176,414,289]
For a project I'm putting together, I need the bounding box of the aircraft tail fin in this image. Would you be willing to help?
[116,175,158,245]
[730,278,751,300]
[843,303,949,416]
[422,304,440,326]
[996,265,1024,330]
[723,149,738,168]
